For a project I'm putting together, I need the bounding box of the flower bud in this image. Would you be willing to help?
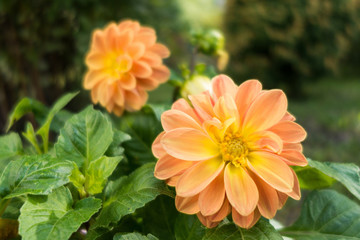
[180,75,211,99]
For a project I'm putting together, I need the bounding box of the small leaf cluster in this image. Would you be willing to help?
[1,93,360,240]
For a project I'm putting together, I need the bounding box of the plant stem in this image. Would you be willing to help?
[0,198,11,217]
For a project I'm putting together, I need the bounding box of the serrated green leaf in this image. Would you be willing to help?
[116,108,162,166]
[19,186,102,240]
[85,156,123,195]
[89,163,167,231]
[203,219,283,240]
[175,214,205,240]
[69,163,86,198]
[281,189,360,239]
[37,92,78,153]
[307,159,360,200]
[0,155,73,199]
[55,106,113,168]
[0,132,23,175]
[6,98,47,132]
[105,129,131,157]
[113,233,159,240]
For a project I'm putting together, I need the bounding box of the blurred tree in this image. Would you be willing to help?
[224,0,360,97]
[0,0,187,132]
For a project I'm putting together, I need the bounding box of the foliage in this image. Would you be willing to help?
[224,0,360,96]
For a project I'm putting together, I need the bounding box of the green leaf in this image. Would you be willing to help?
[37,92,78,153]
[85,156,123,195]
[0,132,23,175]
[307,159,360,200]
[105,129,131,157]
[22,123,42,154]
[0,155,73,199]
[19,186,102,240]
[144,104,170,122]
[293,166,336,190]
[89,163,167,231]
[55,106,113,168]
[203,219,283,240]
[116,108,163,166]
[281,189,360,239]
[6,97,47,132]
[69,163,86,198]
[113,233,159,240]
[175,214,205,240]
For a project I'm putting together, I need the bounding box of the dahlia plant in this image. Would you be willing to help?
[0,19,360,240]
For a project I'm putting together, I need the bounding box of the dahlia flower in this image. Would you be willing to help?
[84,20,170,116]
[152,75,307,229]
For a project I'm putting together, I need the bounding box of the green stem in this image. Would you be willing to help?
[0,198,11,217]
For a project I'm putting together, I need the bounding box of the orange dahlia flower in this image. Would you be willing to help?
[84,20,170,116]
[152,75,307,229]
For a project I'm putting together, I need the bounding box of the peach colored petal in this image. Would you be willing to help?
[139,26,156,35]
[84,70,107,89]
[286,168,301,200]
[280,150,308,166]
[118,73,136,90]
[141,51,162,66]
[127,42,145,60]
[235,79,262,123]
[149,43,170,58]
[211,74,238,100]
[152,132,166,158]
[167,174,181,187]
[208,198,231,222]
[175,195,200,214]
[86,52,104,69]
[161,110,202,132]
[114,83,125,105]
[224,164,259,216]
[118,20,140,32]
[247,130,283,153]
[243,90,287,132]
[115,30,134,51]
[124,88,148,111]
[281,112,296,122]
[161,128,219,161]
[136,77,159,90]
[283,143,303,152]
[97,82,110,106]
[155,154,193,180]
[134,32,156,47]
[92,30,106,52]
[197,213,219,228]
[269,121,306,143]
[172,99,201,124]
[176,157,224,197]
[106,23,120,50]
[277,192,288,210]
[131,61,152,78]
[232,208,254,229]
[251,173,279,219]
[112,105,124,116]
[213,94,239,125]
[199,172,225,216]
[151,65,170,83]
[248,151,294,193]
[203,117,236,143]
[189,92,215,122]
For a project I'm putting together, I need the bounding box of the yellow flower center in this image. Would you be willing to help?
[220,133,249,168]
[104,52,132,81]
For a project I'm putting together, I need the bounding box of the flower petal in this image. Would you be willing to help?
[92,30,106,52]
[152,132,166,158]
[161,110,202,132]
[134,32,156,47]
[277,191,288,209]
[149,43,170,58]
[189,92,215,122]
[141,51,162,66]
[175,195,200,214]
[248,151,294,193]
[176,157,224,197]
[155,154,193,180]
[127,42,145,60]
[280,150,308,166]
[224,164,259,216]
[283,143,303,152]
[119,73,136,90]
[199,172,225,216]
[171,99,201,124]
[235,79,262,123]
[162,128,219,161]
[124,88,148,111]
[213,94,239,124]
[211,75,237,100]
[197,213,219,228]
[286,168,301,200]
[247,130,283,153]
[243,90,287,132]
[84,70,107,89]
[233,208,261,229]
[131,61,152,78]
[151,65,170,83]
[269,121,307,143]
[208,198,231,222]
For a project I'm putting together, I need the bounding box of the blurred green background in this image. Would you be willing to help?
[1,0,360,224]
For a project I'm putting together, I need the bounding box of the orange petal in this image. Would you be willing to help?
[161,110,202,132]
[149,43,170,58]
[152,132,166,158]
[127,42,145,60]
[286,168,301,200]
[211,75,237,100]
[84,70,107,89]
[281,112,296,122]
[251,173,279,219]
[154,154,193,180]
[232,208,254,229]
[280,150,308,166]
[151,65,170,83]
[131,61,152,78]
[118,73,136,90]
[161,128,219,161]
[134,32,156,47]
[86,52,104,69]
[277,191,288,209]
[269,121,306,143]
[243,90,287,132]
[208,198,231,222]
[118,20,140,32]
[171,99,201,124]
[137,77,159,91]
[248,151,294,193]
[92,30,106,52]
[203,117,236,143]
[197,213,219,228]
[114,83,125,106]
[176,157,224,197]
[167,174,181,187]
[106,23,121,50]
[224,164,258,216]
[235,79,262,123]
[124,88,148,111]
[247,130,283,153]
[175,195,200,214]
[199,172,225,216]
[115,30,134,51]
[283,143,303,152]
[213,94,239,124]
[141,51,162,66]
[112,105,124,116]
[189,92,215,122]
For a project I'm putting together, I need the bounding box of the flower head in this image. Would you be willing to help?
[84,20,171,116]
[152,75,307,229]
